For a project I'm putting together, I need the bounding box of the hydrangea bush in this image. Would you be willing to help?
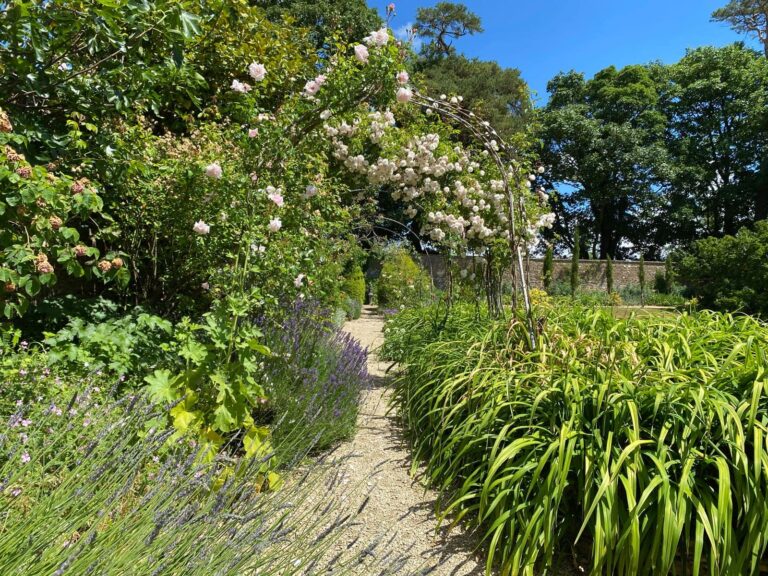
[0,126,125,318]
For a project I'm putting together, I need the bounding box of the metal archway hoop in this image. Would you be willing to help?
[410,92,538,350]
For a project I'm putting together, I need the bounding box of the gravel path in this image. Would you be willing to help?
[328,305,486,576]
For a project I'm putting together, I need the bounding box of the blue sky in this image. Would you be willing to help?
[380,0,760,105]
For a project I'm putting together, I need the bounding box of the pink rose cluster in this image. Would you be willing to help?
[303,74,327,97]
[205,162,222,179]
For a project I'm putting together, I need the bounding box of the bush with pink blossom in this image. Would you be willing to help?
[0,133,126,319]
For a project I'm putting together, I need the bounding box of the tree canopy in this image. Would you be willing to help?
[414,2,483,58]
[713,0,768,56]
[539,44,768,259]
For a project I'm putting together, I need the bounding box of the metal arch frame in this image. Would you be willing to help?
[409,92,538,350]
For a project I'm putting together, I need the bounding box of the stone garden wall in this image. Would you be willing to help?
[418,254,665,292]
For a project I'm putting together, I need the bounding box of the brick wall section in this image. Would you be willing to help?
[418,254,665,292]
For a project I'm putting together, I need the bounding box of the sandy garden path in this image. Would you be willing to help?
[328,305,486,576]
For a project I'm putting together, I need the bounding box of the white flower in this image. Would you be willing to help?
[320,110,332,120]
[294,273,305,288]
[354,44,369,63]
[248,128,258,138]
[193,220,210,235]
[205,163,222,179]
[304,184,318,198]
[396,71,410,85]
[201,282,210,290]
[303,80,320,96]
[396,87,412,103]
[536,212,556,229]
[248,62,266,81]
[538,166,546,174]
[231,79,251,93]
[268,218,282,232]
[460,269,468,279]
[365,28,390,46]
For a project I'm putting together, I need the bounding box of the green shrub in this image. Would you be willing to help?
[676,220,768,315]
[341,265,365,319]
[42,309,173,377]
[0,137,125,318]
[570,228,580,296]
[387,303,768,575]
[376,248,430,307]
[341,266,365,304]
[542,246,554,291]
[341,295,362,320]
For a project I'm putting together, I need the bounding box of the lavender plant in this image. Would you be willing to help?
[260,299,369,459]
[0,379,407,575]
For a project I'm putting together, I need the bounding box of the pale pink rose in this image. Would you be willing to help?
[248,128,259,138]
[268,218,282,232]
[231,79,251,93]
[314,74,327,87]
[268,192,284,207]
[192,220,210,235]
[365,28,390,47]
[354,44,369,64]
[396,71,409,85]
[248,62,266,81]
[294,273,305,288]
[304,184,318,198]
[205,163,222,179]
[304,80,320,96]
[396,87,412,103]
[201,282,210,290]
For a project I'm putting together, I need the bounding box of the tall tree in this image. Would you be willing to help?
[415,2,482,58]
[662,44,768,239]
[713,1,768,56]
[418,55,532,142]
[539,65,668,259]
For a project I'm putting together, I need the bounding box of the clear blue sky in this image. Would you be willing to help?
[380,0,760,105]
